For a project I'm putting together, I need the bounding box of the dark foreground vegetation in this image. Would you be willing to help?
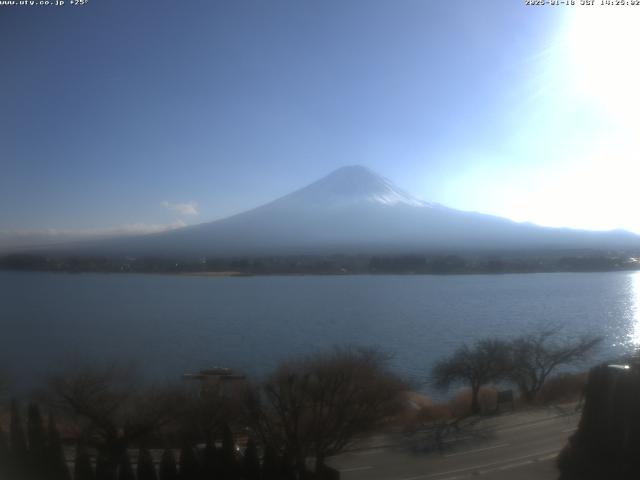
[0,348,404,480]
[558,355,640,480]
[0,329,614,480]
[2,251,640,275]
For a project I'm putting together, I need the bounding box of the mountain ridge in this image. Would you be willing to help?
[12,166,640,258]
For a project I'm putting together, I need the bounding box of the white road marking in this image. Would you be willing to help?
[496,417,575,433]
[353,449,382,456]
[340,465,373,472]
[444,443,509,458]
[493,459,536,471]
[479,452,559,474]
[537,452,560,462]
[441,436,473,444]
[397,448,560,480]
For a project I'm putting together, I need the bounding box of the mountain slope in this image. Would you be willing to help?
[60,166,640,257]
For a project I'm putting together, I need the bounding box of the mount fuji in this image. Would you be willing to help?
[47,166,640,257]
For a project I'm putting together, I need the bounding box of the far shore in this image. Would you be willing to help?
[3,267,640,277]
[3,251,640,276]
[179,270,250,277]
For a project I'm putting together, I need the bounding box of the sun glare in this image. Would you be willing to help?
[506,8,640,234]
[566,8,640,130]
[630,272,640,346]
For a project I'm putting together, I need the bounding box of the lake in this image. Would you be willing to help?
[1,270,639,392]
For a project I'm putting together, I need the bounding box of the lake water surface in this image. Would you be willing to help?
[2,271,640,391]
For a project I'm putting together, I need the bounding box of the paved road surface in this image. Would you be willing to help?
[327,406,579,480]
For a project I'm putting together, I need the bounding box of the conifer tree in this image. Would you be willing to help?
[47,413,71,480]
[221,424,238,479]
[179,444,199,480]
[0,426,10,478]
[200,443,219,480]
[159,448,178,480]
[27,403,47,473]
[260,445,279,480]
[95,451,117,480]
[279,451,295,480]
[10,399,28,469]
[117,452,135,480]
[137,447,158,480]
[74,444,95,480]
[241,439,260,480]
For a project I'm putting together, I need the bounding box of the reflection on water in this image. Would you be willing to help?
[3,270,640,389]
[630,272,640,346]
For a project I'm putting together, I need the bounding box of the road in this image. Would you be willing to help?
[327,406,579,480]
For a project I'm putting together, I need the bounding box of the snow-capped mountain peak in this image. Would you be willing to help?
[272,165,434,209]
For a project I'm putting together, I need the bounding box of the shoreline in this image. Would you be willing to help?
[2,268,640,277]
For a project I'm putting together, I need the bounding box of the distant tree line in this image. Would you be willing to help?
[2,252,639,275]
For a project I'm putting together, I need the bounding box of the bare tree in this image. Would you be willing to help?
[48,364,182,470]
[177,379,246,445]
[245,347,406,476]
[431,339,510,415]
[507,328,601,403]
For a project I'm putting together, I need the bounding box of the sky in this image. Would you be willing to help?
[1,0,640,248]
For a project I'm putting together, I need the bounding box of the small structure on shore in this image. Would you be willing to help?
[183,367,247,397]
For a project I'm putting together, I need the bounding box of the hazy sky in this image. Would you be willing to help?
[2,0,639,243]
